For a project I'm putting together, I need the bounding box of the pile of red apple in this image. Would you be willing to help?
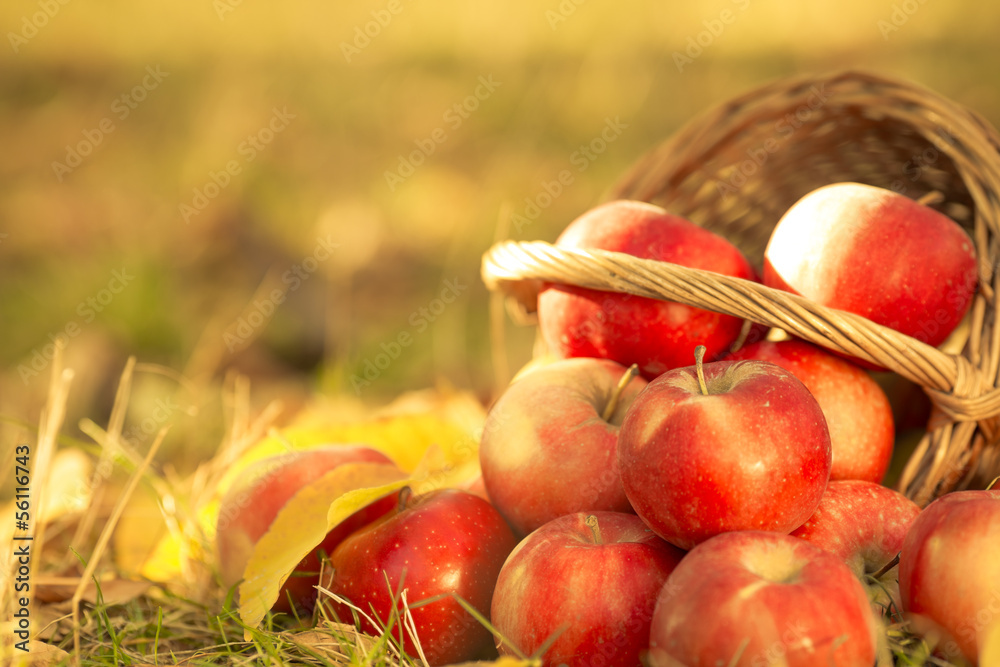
[217,183,1000,666]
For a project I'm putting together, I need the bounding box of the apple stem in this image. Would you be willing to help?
[916,190,944,206]
[871,552,901,580]
[988,476,999,491]
[585,514,603,544]
[694,345,709,396]
[601,363,640,421]
[397,486,412,513]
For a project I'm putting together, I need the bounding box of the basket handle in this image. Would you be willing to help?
[481,239,999,423]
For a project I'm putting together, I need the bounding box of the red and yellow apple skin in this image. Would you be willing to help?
[618,358,831,550]
[491,512,686,667]
[648,531,878,667]
[215,445,398,614]
[322,488,518,666]
[790,479,920,613]
[726,340,895,483]
[899,489,1000,665]
[537,200,757,378]
[763,182,977,364]
[479,357,647,536]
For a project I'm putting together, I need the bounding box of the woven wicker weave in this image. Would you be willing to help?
[481,70,1000,506]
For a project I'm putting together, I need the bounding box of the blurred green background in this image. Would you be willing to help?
[2,0,1000,459]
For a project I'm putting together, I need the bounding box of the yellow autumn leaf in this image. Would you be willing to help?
[982,617,1000,667]
[141,390,485,587]
[139,501,214,585]
[448,658,541,667]
[320,443,475,531]
[216,412,479,499]
[238,461,408,633]
[8,641,70,667]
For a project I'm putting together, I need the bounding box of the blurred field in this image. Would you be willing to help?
[2,0,1000,466]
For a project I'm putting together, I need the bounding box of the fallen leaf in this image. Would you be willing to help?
[40,448,94,523]
[239,441,485,635]
[239,461,408,633]
[31,604,71,641]
[113,484,168,576]
[448,658,541,667]
[8,641,70,666]
[34,576,151,606]
[141,389,485,592]
[138,504,212,585]
[281,621,379,660]
[982,617,1000,667]
[217,387,486,498]
[230,412,477,482]
[0,448,93,546]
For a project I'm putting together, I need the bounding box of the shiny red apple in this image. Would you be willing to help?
[479,357,646,536]
[492,512,685,666]
[649,531,878,667]
[538,200,757,378]
[322,488,517,666]
[726,339,894,482]
[618,348,831,550]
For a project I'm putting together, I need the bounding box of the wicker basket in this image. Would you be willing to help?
[481,70,1000,507]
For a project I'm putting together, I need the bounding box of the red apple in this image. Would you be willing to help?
[790,479,920,613]
[479,357,647,536]
[726,340,895,482]
[764,183,977,362]
[649,531,878,667]
[537,200,757,378]
[492,512,685,666]
[618,348,831,550]
[321,488,518,666]
[215,445,398,614]
[899,488,1000,665]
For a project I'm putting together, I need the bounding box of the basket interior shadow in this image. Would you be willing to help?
[482,70,1000,506]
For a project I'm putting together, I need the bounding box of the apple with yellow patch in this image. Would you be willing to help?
[480,357,646,536]
[764,183,977,366]
[649,531,878,666]
[899,487,1000,665]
